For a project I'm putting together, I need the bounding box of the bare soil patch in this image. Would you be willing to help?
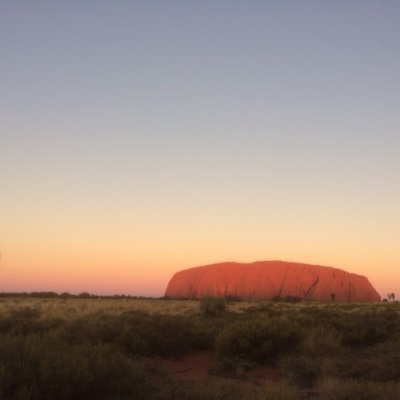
[158,351,283,385]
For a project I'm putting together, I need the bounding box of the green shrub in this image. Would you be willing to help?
[200,297,226,318]
[324,309,400,348]
[279,354,322,388]
[330,342,400,382]
[118,311,202,357]
[301,326,342,357]
[340,321,389,347]
[61,313,124,344]
[62,310,207,358]
[215,316,302,367]
[0,334,154,400]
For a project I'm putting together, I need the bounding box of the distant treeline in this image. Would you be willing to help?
[0,292,156,300]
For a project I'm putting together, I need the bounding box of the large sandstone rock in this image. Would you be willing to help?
[165,261,380,302]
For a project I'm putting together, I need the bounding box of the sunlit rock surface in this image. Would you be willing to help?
[165,261,381,302]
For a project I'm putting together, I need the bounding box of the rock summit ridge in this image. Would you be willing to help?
[165,260,380,302]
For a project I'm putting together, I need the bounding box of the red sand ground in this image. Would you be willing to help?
[157,351,282,385]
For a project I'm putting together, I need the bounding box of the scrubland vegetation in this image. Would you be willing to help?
[1,296,400,399]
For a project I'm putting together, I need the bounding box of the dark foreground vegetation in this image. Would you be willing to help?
[1,296,400,399]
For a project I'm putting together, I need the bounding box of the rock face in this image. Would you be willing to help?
[165,261,381,302]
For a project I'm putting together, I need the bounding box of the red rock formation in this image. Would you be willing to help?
[165,261,381,302]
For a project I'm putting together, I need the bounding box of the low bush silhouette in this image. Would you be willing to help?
[0,334,154,400]
[280,354,322,388]
[62,310,209,358]
[118,311,201,357]
[215,316,303,367]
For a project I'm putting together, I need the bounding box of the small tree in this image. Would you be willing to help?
[387,293,395,302]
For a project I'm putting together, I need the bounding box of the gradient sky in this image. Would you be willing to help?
[1,1,399,297]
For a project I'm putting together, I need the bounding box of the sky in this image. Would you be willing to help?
[1,1,399,298]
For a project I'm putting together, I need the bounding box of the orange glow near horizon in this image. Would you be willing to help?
[1,215,398,298]
[2,181,399,298]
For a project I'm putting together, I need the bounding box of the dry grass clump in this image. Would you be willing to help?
[318,377,400,400]
[0,298,202,319]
